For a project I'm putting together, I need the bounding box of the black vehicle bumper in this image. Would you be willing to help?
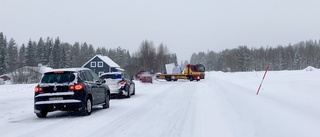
[34,91,86,113]
[34,100,84,113]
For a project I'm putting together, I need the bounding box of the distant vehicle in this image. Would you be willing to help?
[34,68,110,118]
[100,72,135,98]
[139,72,153,83]
[157,64,205,81]
[135,70,146,80]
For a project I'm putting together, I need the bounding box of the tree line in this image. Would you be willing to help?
[0,32,177,83]
[190,40,320,72]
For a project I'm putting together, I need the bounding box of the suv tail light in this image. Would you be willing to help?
[69,84,84,91]
[118,81,127,85]
[35,85,43,93]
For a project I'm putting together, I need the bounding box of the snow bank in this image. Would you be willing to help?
[304,66,318,71]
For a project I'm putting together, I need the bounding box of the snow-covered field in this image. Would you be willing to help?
[0,69,320,137]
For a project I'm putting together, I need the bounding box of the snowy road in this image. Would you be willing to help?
[1,70,320,137]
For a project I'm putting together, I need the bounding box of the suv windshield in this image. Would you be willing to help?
[41,72,76,83]
[100,73,122,79]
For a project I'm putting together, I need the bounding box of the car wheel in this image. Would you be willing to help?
[83,97,92,116]
[102,93,110,109]
[131,85,135,95]
[126,86,131,98]
[36,111,48,118]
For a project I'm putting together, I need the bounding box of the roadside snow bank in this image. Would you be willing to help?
[304,66,318,71]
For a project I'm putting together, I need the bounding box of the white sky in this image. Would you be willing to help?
[1,0,320,62]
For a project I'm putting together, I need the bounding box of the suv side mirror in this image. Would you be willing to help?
[96,80,102,85]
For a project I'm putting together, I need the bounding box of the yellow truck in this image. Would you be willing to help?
[156,64,205,81]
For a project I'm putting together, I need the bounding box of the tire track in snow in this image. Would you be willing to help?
[91,81,197,137]
[201,75,258,137]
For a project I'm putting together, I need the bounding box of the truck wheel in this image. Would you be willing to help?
[165,76,172,81]
[189,76,194,81]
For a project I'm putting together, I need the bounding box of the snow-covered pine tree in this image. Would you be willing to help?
[18,44,27,68]
[59,44,68,68]
[45,37,53,66]
[0,32,8,75]
[25,40,37,66]
[70,42,81,67]
[52,37,61,68]
[36,37,47,65]
[80,42,89,65]
[7,38,19,72]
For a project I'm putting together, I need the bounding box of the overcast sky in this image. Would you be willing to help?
[1,0,320,62]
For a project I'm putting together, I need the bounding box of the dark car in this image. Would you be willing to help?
[100,72,135,98]
[34,68,110,118]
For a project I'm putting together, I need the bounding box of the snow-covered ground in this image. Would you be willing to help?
[0,69,320,137]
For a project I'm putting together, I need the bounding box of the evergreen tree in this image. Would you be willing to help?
[205,51,218,71]
[236,46,252,71]
[70,42,81,67]
[36,37,47,65]
[59,44,68,68]
[7,38,19,72]
[0,32,8,74]
[156,44,168,73]
[18,44,27,68]
[110,47,130,68]
[51,37,61,68]
[25,40,37,66]
[96,47,102,55]
[168,53,178,66]
[80,42,89,65]
[100,47,108,56]
[88,44,96,58]
[45,37,53,66]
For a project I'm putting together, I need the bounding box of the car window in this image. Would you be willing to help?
[84,71,94,82]
[41,72,75,83]
[79,71,87,81]
[89,70,101,82]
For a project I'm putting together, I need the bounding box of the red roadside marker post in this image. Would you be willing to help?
[256,66,269,95]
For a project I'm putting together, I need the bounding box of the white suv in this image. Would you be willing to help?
[100,72,135,98]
